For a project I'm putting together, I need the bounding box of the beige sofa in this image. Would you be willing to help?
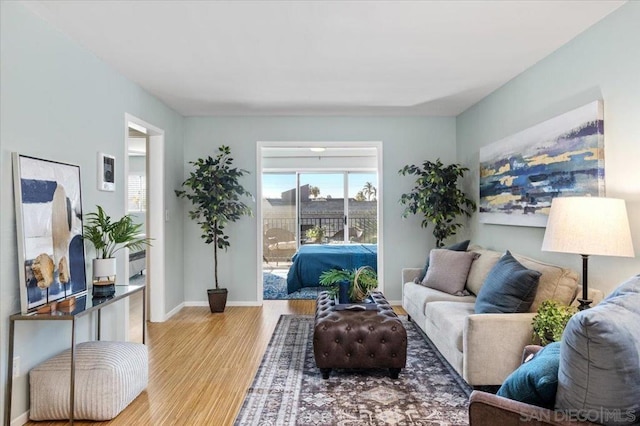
[402,245,604,386]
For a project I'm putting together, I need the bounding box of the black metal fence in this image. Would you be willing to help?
[263,216,377,263]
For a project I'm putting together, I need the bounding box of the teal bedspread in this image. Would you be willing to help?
[286,244,378,294]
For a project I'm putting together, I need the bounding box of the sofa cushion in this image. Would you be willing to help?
[511,253,578,312]
[422,249,479,295]
[475,251,541,314]
[555,274,640,425]
[403,282,476,316]
[497,342,561,409]
[418,240,470,281]
[466,247,502,295]
[425,301,475,352]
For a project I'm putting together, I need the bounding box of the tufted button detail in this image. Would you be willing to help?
[391,326,397,331]
[347,353,352,357]
[346,326,351,331]
[380,339,385,343]
[358,338,363,343]
[369,326,374,331]
[370,353,375,358]
[392,353,396,357]
[335,338,340,343]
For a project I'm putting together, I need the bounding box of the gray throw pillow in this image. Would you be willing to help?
[418,240,470,282]
[475,251,541,314]
[555,274,640,425]
[421,249,478,295]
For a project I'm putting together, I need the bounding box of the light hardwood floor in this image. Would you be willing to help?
[24,299,405,426]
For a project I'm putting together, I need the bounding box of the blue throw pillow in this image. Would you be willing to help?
[497,342,561,409]
[475,251,541,314]
[418,240,470,281]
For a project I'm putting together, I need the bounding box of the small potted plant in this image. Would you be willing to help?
[84,205,150,296]
[531,300,577,345]
[305,225,325,243]
[319,266,378,303]
[175,145,252,313]
[399,159,476,247]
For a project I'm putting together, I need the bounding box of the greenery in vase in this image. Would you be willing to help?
[305,225,325,242]
[319,266,378,302]
[83,205,151,259]
[399,159,476,247]
[531,300,577,345]
[175,145,253,289]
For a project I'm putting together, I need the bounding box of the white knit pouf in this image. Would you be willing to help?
[29,341,148,421]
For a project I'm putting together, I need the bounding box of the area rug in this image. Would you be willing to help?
[263,271,321,300]
[235,315,472,425]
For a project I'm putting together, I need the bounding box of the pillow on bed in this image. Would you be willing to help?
[421,249,479,295]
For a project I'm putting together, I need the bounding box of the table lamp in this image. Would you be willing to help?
[541,196,635,310]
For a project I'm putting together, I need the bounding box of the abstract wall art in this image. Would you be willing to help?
[13,153,87,313]
[479,101,604,227]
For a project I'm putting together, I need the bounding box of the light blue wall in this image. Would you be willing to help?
[183,117,457,304]
[456,1,640,295]
[0,2,185,420]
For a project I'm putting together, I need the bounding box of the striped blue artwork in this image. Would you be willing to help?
[479,101,604,227]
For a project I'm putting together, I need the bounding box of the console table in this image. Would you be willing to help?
[4,284,146,425]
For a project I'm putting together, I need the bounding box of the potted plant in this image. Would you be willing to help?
[305,225,325,243]
[399,159,476,247]
[175,145,252,313]
[319,266,378,303]
[531,300,577,345]
[84,205,150,296]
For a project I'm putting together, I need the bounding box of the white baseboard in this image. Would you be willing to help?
[11,410,28,426]
[184,301,208,307]
[227,301,262,307]
[387,299,402,306]
[164,302,184,320]
[184,300,262,307]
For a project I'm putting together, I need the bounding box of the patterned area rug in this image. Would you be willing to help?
[235,315,472,425]
[263,271,322,300]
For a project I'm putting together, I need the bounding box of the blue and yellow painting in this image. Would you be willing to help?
[479,101,604,227]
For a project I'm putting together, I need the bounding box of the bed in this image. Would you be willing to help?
[286,244,377,294]
[129,249,146,277]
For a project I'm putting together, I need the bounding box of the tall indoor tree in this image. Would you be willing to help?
[399,159,476,247]
[175,145,253,312]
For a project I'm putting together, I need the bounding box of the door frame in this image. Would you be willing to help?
[256,141,383,303]
[124,113,166,323]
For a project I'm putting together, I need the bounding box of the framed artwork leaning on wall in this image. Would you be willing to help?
[13,153,87,313]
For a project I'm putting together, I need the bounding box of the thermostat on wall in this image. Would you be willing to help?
[97,152,115,192]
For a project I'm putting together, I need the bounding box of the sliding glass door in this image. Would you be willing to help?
[262,171,377,261]
[347,173,377,244]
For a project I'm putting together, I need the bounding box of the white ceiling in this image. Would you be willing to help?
[24,1,624,117]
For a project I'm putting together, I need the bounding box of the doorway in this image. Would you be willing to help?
[257,142,383,303]
[124,114,165,324]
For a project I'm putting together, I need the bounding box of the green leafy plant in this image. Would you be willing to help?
[319,266,378,302]
[84,205,151,259]
[399,159,476,247]
[532,300,577,345]
[305,225,325,242]
[175,145,253,289]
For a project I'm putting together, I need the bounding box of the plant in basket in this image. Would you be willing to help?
[319,266,378,303]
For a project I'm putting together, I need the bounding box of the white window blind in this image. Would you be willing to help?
[128,174,146,212]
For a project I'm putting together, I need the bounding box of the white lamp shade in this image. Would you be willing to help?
[542,197,635,257]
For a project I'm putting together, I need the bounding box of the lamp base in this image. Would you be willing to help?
[577,298,592,311]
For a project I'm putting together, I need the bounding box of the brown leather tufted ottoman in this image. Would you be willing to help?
[313,291,407,379]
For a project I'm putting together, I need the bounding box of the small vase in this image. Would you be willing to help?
[338,281,350,304]
[93,258,116,284]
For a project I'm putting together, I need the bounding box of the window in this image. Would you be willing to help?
[128,174,146,212]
